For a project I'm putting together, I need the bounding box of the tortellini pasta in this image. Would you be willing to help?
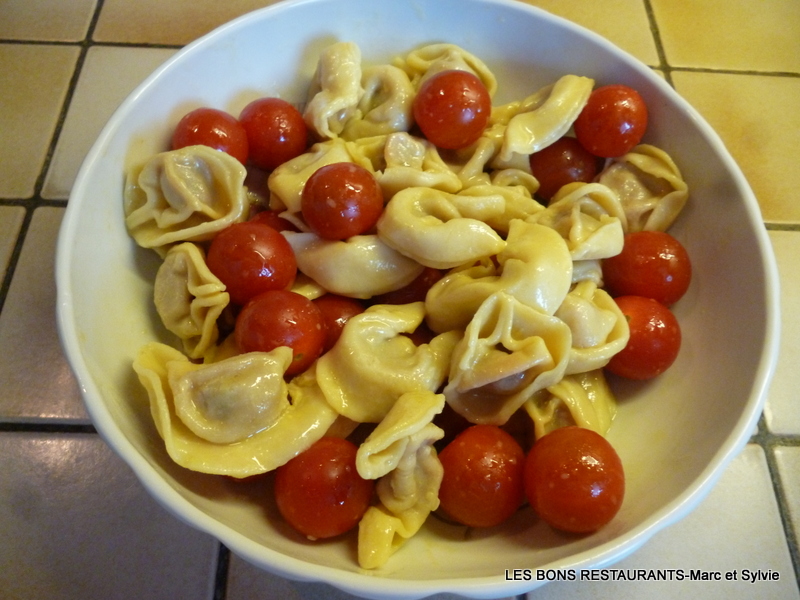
[153,242,229,360]
[282,231,425,299]
[444,291,572,425]
[341,65,415,140]
[376,132,463,198]
[303,41,364,139]
[555,280,630,374]
[524,369,617,439]
[395,43,498,97]
[124,145,248,253]
[132,344,338,477]
[598,144,689,232]
[316,302,459,423]
[357,390,445,569]
[490,74,594,167]
[377,186,506,269]
[425,220,573,333]
[530,181,627,261]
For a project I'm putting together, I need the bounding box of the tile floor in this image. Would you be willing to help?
[1,0,798,598]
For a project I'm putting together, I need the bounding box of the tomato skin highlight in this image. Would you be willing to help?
[524,426,624,533]
[239,97,308,170]
[301,162,384,240]
[603,231,691,306]
[606,295,681,380]
[413,70,491,150]
[574,84,648,158]
[206,221,297,306]
[171,107,249,165]
[235,289,326,376]
[437,425,525,528]
[529,136,602,201]
[312,294,365,352]
[274,437,374,540]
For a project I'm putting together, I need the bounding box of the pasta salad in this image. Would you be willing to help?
[123,41,691,570]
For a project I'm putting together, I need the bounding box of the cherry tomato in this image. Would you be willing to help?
[171,107,249,165]
[301,162,384,240]
[312,294,365,352]
[274,437,374,540]
[438,425,525,528]
[248,209,299,232]
[603,231,691,306]
[529,136,602,201]
[239,97,308,170]
[606,295,681,380]
[574,84,648,158]
[370,267,444,305]
[413,69,491,150]
[524,426,624,533]
[235,289,326,376]
[206,221,297,306]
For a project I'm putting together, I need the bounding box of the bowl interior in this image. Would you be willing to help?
[56,0,780,597]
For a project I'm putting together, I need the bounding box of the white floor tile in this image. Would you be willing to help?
[763,231,800,435]
[0,207,87,421]
[0,431,219,599]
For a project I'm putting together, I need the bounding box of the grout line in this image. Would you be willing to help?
[752,415,800,588]
[0,421,97,434]
[641,0,674,86]
[0,206,34,316]
[213,543,231,600]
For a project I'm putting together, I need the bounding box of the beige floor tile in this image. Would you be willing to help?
[42,46,177,200]
[0,44,80,199]
[673,71,800,223]
[517,0,659,66]
[93,0,282,46]
[0,207,25,280]
[764,231,800,436]
[651,0,800,72]
[0,0,96,42]
[0,432,219,600]
[0,207,87,421]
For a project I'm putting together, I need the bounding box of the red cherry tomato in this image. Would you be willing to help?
[606,295,681,380]
[274,437,374,540]
[438,425,525,528]
[206,222,297,306]
[413,69,491,150]
[524,426,624,533]
[603,231,691,306]
[171,107,249,165]
[235,289,326,376]
[370,267,444,305]
[239,97,308,170]
[312,294,365,352]
[301,162,384,240]
[574,84,648,158]
[529,136,602,201]
[248,209,299,232]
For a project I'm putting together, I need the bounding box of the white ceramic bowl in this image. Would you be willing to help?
[56,0,781,597]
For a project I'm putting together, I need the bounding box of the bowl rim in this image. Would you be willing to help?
[55,0,782,597]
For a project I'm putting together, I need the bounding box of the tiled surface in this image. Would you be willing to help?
[0,1,798,599]
[650,0,800,72]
